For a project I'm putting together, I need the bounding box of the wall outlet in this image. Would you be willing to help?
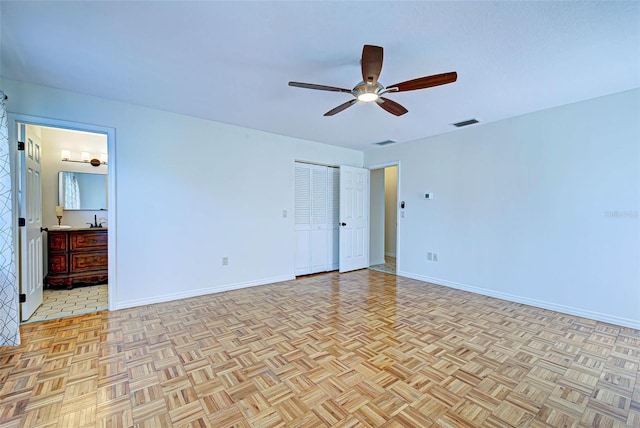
[427,252,433,261]
[222,257,229,266]
[282,210,288,218]
[433,253,438,262]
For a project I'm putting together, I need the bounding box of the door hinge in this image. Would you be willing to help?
[17,141,25,151]
[19,294,26,303]
[18,218,26,227]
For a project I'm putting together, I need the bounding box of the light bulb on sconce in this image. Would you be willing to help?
[81,152,91,162]
[55,205,64,226]
[60,150,71,161]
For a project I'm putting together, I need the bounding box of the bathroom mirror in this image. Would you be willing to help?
[58,171,107,210]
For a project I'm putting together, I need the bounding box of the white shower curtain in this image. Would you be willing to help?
[0,91,19,346]
[64,172,81,209]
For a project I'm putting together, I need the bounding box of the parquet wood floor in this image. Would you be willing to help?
[1,270,638,427]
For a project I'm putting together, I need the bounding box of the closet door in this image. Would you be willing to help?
[310,165,328,273]
[327,167,339,271]
[339,165,370,273]
[294,162,339,276]
[294,164,311,275]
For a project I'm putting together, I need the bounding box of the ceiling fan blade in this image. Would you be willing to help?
[288,81,352,93]
[361,45,383,84]
[324,99,358,116]
[388,72,458,92]
[376,97,408,116]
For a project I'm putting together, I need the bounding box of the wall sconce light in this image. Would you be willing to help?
[60,149,107,167]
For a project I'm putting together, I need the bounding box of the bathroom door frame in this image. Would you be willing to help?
[9,113,117,311]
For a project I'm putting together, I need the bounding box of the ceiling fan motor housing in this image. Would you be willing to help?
[352,81,384,102]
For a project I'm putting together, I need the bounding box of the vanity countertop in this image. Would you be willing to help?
[48,226,108,231]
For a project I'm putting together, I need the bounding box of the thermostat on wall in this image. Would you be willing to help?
[424,193,433,200]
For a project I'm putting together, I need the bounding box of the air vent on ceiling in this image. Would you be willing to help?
[374,139,397,146]
[452,118,479,128]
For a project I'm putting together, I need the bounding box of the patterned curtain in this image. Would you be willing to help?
[64,172,81,209]
[0,91,19,346]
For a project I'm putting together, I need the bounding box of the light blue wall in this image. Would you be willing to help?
[365,89,640,328]
[4,79,363,309]
[4,78,638,328]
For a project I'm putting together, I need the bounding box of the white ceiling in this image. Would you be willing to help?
[2,1,639,151]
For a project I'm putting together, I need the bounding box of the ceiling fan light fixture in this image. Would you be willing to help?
[288,45,457,116]
[357,92,379,102]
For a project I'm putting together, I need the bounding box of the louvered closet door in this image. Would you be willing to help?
[294,165,311,275]
[310,165,328,273]
[295,162,338,276]
[327,167,339,270]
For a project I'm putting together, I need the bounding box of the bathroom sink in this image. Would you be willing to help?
[50,225,71,229]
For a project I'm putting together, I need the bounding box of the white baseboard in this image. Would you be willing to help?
[397,270,640,330]
[113,274,295,310]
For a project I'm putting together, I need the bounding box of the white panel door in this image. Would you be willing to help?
[339,165,369,273]
[19,124,44,320]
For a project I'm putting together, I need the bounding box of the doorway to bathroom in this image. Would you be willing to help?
[10,115,115,323]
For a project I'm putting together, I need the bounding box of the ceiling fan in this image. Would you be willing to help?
[288,45,457,117]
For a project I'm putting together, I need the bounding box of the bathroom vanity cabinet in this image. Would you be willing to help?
[45,228,108,289]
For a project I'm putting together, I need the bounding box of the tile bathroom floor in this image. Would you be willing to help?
[24,284,108,323]
[369,256,396,274]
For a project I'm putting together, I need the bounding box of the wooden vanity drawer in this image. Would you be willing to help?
[46,228,108,289]
[70,251,108,273]
[49,255,68,273]
[48,232,68,251]
[70,231,108,251]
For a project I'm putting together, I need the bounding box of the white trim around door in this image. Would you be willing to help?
[368,161,400,274]
[8,114,117,311]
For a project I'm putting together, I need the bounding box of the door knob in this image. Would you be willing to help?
[340,222,347,226]
[40,227,48,232]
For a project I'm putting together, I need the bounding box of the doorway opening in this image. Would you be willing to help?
[9,114,116,323]
[369,164,399,275]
